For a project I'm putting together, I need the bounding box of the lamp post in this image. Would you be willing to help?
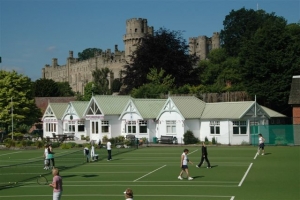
[11,97,13,140]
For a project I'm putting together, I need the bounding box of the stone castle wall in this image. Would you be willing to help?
[42,18,220,94]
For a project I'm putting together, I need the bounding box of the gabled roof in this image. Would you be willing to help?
[133,99,166,119]
[260,106,286,117]
[92,95,131,115]
[170,96,206,118]
[46,103,68,119]
[288,75,300,105]
[70,101,89,118]
[201,101,255,119]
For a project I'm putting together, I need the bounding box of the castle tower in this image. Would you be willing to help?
[199,36,208,60]
[123,18,153,62]
[212,32,220,50]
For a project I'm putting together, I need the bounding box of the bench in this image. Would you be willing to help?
[158,135,174,144]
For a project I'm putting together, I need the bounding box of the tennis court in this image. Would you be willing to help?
[0,145,299,200]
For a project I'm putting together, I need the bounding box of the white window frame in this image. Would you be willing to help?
[101,121,109,133]
[127,121,136,134]
[210,121,220,134]
[46,123,56,132]
[166,120,176,134]
[139,120,147,133]
[233,121,247,135]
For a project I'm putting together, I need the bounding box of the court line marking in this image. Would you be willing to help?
[133,165,166,182]
[18,184,239,187]
[238,163,253,187]
[0,151,22,157]
[0,194,235,198]
[254,152,259,159]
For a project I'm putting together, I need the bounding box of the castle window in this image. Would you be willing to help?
[135,28,137,32]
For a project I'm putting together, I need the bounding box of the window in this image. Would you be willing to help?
[233,121,247,135]
[210,121,220,134]
[166,120,176,134]
[68,121,75,132]
[127,121,136,134]
[102,121,109,133]
[91,121,99,134]
[139,120,147,133]
[46,123,56,132]
[78,120,85,132]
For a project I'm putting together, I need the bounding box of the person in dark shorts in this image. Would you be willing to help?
[196,142,211,168]
[178,149,194,180]
[257,133,265,155]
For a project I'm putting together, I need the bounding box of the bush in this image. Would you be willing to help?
[61,143,72,149]
[212,137,216,144]
[50,142,60,148]
[204,136,209,144]
[4,138,16,148]
[34,140,44,148]
[102,135,108,143]
[183,130,199,145]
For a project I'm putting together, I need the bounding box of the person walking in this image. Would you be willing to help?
[178,148,193,180]
[90,143,95,161]
[107,139,112,161]
[84,147,90,163]
[124,188,134,200]
[196,142,211,168]
[257,133,265,155]
[49,168,63,200]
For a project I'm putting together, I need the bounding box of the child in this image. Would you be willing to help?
[84,147,90,162]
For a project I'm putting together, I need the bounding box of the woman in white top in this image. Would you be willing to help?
[258,133,265,155]
[178,149,194,180]
[107,140,112,161]
[43,144,50,170]
[124,188,133,200]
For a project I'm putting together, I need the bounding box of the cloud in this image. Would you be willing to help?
[46,46,57,52]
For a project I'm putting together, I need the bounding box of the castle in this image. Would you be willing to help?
[42,18,220,94]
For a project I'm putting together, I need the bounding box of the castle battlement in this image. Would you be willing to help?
[42,18,220,94]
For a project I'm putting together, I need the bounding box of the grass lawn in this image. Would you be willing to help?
[0,145,299,200]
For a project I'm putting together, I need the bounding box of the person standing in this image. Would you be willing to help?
[124,188,134,200]
[257,133,265,155]
[49,168,63,200]
[90,143,95,161]
[84,147,90,162]
[107,139,112,161]
[196,142,211,168]
[48,144,55,168]
[43,144,50,170]
[178,149,193,180]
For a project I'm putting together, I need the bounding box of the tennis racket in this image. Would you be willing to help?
[37,175,49,185]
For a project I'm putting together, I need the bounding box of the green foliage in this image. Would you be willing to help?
[212,137,216,145]
[56,82,75,97]
[102,135,108,143]
[111,78,122,93]
[92,68,112,95]
[34,140,44,148]
[60,143,72,149]
[183,130,199,145]
[15,124,31,134]
[122,28,198,94]
[78,48,102,61]
[3,138,15,148]
[0,70,42,132]
[33,78,60,97]
[205,136,209,143]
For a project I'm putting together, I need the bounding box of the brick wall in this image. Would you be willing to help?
[293,106,300,124]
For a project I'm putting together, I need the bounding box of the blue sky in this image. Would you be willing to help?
[0,0,299,81]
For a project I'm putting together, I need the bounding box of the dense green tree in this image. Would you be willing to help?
[122,28,198,94]
[0,70,42,134]
[220,8,282,57]
[57,82,75,97]
[131,68,174,98]
[33,78,60,97]
[239,14,300,113]
[92,68,112,95]
[78,48,102,61]
[82,82,95,101]
[111,78,122,93]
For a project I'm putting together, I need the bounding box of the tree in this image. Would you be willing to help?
[122,28,198,94]
[131,68,174,98]
[57,82,75,97]
[220,8,282,57]
[0,70,42,134]
[33,78,60,97]
[78,48,102,61]
[92,68,112,95]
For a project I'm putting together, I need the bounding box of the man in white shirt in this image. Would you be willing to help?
[107,140,112,161]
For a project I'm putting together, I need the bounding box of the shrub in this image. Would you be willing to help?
[4,138,16,148]
[204,136,209,144]
[34,140,44,148]
[51,142,60,148]
[102,135,108,143]
[61,143,72,149]
[212,137,216,145]
[183,130,199,145]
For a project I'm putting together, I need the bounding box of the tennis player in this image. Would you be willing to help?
[178,149,194,180]
[124,188,134,200]
[49,168,63,200]
[84,147,90,162]
[257,133,265,155]
[43,144,50,170]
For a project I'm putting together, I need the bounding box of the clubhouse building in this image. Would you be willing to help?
[42,95,285,145]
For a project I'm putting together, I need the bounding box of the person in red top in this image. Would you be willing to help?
[49,168,63,200]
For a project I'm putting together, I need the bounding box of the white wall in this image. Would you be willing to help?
[158,111,184,139]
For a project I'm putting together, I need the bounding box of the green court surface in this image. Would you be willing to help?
[0,145,299,200]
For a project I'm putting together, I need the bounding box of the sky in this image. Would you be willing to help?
[0,0,299,81]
